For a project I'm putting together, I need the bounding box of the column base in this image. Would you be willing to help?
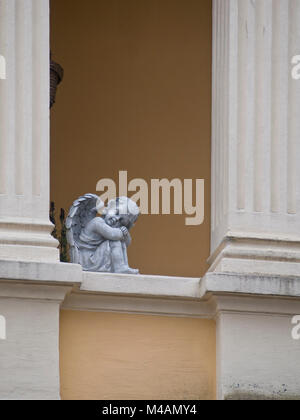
[208,232,300,277]
[201,272,300,400]
[0,218,59,262]
[216,304,300,400]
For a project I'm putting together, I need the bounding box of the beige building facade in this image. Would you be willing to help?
[0,0,300,400]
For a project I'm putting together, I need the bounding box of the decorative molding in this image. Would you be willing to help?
[0,282,72,302]
[62,271,212,318]
[202,272,300,300]
[62,293,215,319]
[63,270,300,318]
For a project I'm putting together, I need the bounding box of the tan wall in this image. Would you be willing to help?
[60,310,216,400]
[50,0,212,278]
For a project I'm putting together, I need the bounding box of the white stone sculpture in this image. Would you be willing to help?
[66,194,140,274]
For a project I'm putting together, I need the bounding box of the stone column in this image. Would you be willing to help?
[209,0,300,400]
[0,0,59,262]
[209,0,300,276]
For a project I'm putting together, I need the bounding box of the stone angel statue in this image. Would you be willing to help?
[66,194,140,274]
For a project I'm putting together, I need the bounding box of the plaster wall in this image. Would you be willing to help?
[60,310,216,400]
[50,0,212,277]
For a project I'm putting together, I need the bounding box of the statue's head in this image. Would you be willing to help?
[102,197,139,229]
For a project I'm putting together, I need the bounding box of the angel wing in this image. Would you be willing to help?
[66,193,100,264]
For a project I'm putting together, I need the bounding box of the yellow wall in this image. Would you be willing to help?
[50,0,212,277]
[60,310,216,400]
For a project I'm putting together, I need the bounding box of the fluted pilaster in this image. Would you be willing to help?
[210,0,300,275]
[0,0,58,262]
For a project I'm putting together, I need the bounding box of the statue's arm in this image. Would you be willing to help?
[122,229,131,247]
[94,219,124,241]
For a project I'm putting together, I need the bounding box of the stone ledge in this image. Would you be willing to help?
[0,259,82,285]
[63,271,300,317]
[1,262,300,316]
[201,272,300,298]
[81,271,202,299]
[80,271,300,301]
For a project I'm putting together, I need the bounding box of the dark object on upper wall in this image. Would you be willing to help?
[50,201,69,263]
[50,52,64,108]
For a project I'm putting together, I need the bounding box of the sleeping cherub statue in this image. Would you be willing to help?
[66,194,140,274]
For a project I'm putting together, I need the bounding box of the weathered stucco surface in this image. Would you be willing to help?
[60,310,216,400]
